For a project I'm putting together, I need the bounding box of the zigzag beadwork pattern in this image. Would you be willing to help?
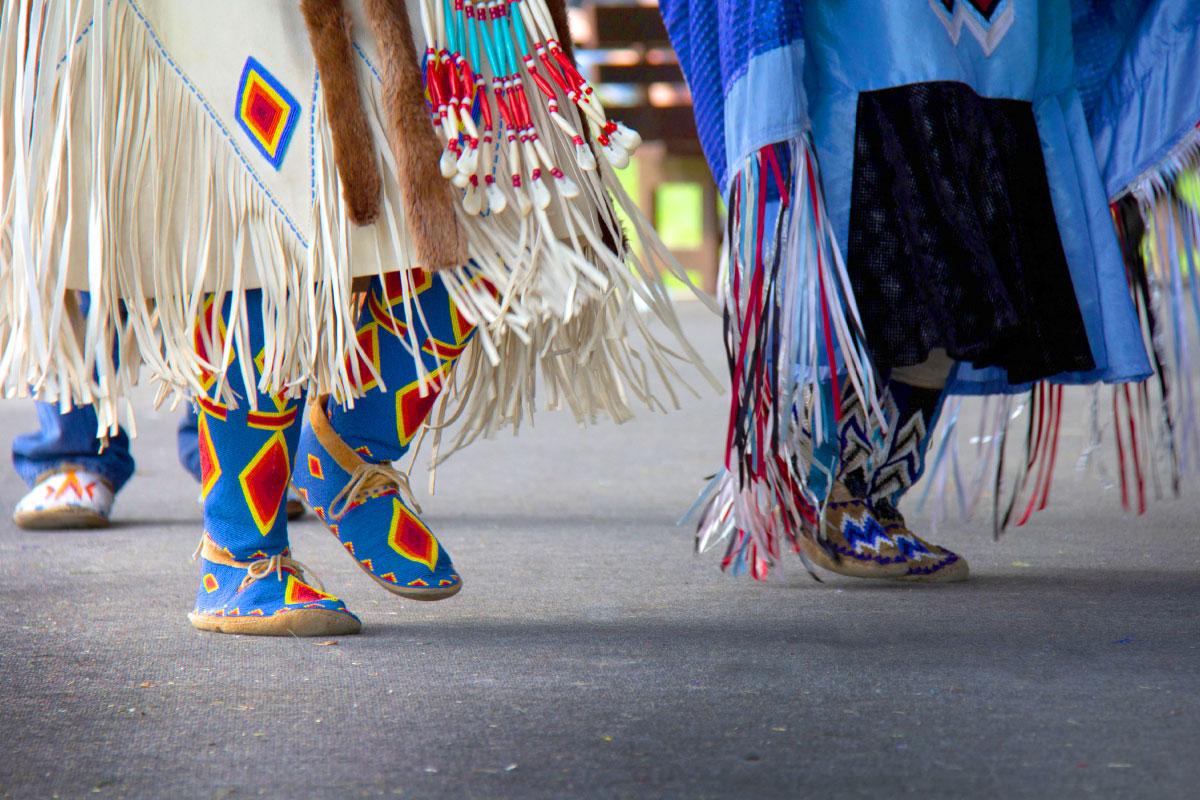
[821,495,907,567]
[929,0,1015,56]
[838,388,874,480]
[838,514,899,559]
[869,399,930,502]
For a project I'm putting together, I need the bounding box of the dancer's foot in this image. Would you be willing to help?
[13,466,114,530]
[294,400,462,601]
[188,535,361,636]
[873,500,969,583]
[798,483,911,579]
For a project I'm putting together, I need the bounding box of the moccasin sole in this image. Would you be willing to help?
[799,535,911,579]
[14,507,109,530]
[898,557,970,583]
[188,609,362,637]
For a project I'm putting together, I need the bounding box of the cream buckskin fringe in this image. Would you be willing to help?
[0,0,718,442]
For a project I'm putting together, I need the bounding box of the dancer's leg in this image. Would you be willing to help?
[295,270,474,599]
[11,403,133,529]
[796,386,911,579]
[189,290,360,636]
[868,357,968,582]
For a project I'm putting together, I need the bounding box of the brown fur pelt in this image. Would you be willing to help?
[299,0,382,226]
[363,0,467,270]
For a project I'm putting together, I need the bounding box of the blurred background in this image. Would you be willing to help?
[567,0,721,295]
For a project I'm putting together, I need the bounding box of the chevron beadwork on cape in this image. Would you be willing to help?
[929,0,1015,56]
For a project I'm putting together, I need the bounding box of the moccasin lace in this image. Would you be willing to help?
[238,552,326,594]
[192,536,328,595]
[329,462,422,520]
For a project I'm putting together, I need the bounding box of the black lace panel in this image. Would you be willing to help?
[846,81,1096,384]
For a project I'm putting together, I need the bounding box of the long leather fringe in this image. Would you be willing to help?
[0,0,718,453]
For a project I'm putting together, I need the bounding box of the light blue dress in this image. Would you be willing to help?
[661,0,1200,394]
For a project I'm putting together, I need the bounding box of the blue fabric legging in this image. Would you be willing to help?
[13,391,211,495]
[11,403,136,492]
[14,285,201,493]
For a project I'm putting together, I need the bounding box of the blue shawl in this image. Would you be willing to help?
[663,0,1199,202]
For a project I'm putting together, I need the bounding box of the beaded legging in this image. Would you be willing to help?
[195,272,475,560]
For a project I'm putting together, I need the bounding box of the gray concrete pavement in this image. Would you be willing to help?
[1,303,1198,799]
